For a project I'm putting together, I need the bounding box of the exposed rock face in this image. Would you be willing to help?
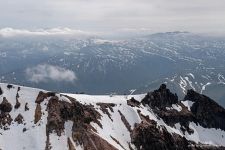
[141,85,194,128]
[110,136,126,150]
[185,89,225,130]
[67,138,76,150]
[154,103,195,134]
[14,88,21,109]
[0,113,12,130]
[0,87,3,95]
[138,84,225,149]
[127,97,140,107]
[131,120,190,150]
[0,97,13,130]
[14,114,24,124]
[34,104,42,124]
[131,114,225,150]
[141,84,225,132]
[0,97,12,113]
[25,103,29,111]
[35,91,117,150]
[35,91,55,104]
[96,103,116,121]
[142,84,178,108]
[6,84,13,89]
[72,131,118,150]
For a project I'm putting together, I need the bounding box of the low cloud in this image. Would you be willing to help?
[0,27,96,38]
[25,64,77,83]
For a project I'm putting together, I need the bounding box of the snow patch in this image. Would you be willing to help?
[181,100,194,111]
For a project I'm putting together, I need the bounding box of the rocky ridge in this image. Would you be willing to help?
[0,83,225,150]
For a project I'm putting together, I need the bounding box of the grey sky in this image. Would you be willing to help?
[1,0,225,35]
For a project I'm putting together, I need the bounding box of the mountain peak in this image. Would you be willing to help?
[142,84,178,108]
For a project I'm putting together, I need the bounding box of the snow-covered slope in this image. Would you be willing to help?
[0,83,225,150]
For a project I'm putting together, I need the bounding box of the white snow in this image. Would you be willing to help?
[181,100,194,111]
[172,104,182,112]
[166,104,182,112]
[64,121,73,137]
[188,73,195,79]
[49,133,68,150]
[185,122,225,146]
[179,76,187,94]
[200,82,211,94]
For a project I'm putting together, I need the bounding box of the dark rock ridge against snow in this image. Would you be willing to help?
[0,83,225,150]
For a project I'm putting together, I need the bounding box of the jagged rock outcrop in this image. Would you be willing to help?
[0,97,13,130]
[25,103,29,111]
[6,84,13,89]
[127,97,140,107]
[0,87,3,95]
[141,84,225,136]
[96,103,116,121]
[35,91,56,104]
[131,120,190,150]
[34,104,42,124]
[0,113,12,130]
[35,91,117,150]
[0,97,12,113]
[14,87,21,109]
[142,84,178,108]
[131,111,225,150]
[1,83,225,150]
[184,89,225,130]
[14,114,24,124]
[141,85,194,128]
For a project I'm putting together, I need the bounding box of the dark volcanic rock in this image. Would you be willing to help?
[14,88,21,109]
[35,91,55,104]
[131,117,225,150]
[36,93,117,150]
[34,104,42,124]
[96,103,116,121]
[0,87,3,95]
[142,84,178,108]
[127,97,141,107]
[154,104,196,132]
[131,120,190,150]
[7,84,13,89]
[0,98,13,130]
[141,85,225,136]
[0,113,13,130]
[184,89,225,130]
[14,114,24,124]
[14,100,21,109]
[0,97,12,112]
[25,103,29,111]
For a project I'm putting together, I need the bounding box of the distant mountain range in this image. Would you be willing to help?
[0,32,225,107]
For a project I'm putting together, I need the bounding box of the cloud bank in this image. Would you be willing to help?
[0,27,96,37]
[1,0,225,35]
[25,64,77,83]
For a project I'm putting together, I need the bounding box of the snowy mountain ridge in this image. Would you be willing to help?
[0,83,225,150]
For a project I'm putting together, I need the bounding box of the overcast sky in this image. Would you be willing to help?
[1,0,225,35]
